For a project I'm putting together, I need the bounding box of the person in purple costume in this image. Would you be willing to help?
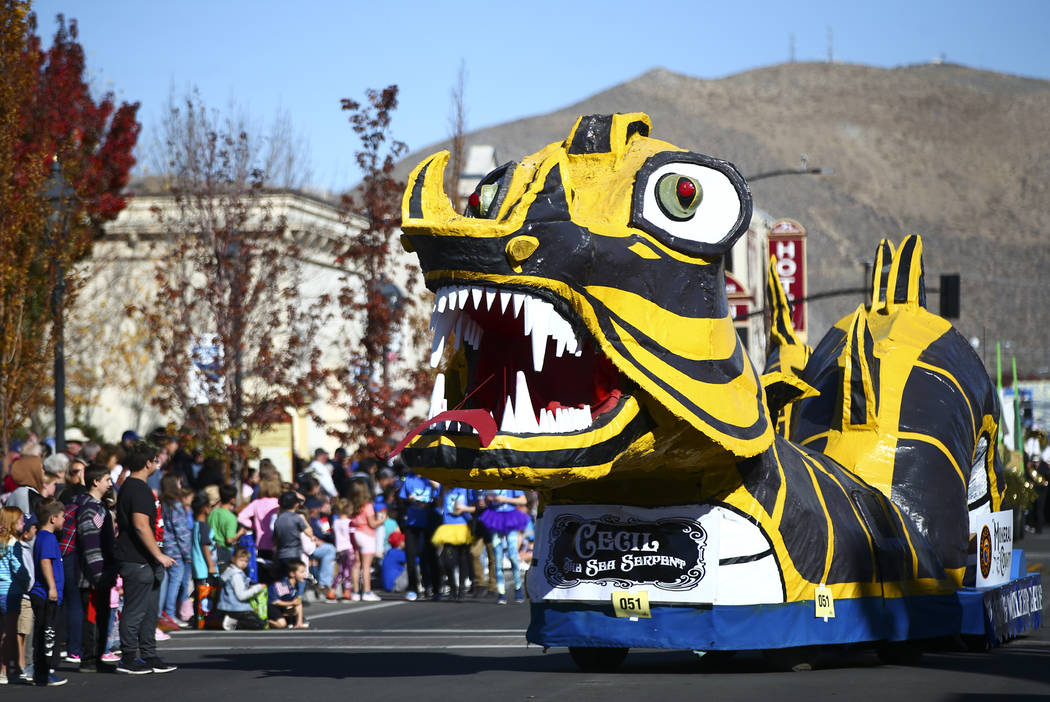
[478,490,528,604]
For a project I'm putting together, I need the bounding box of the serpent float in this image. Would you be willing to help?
[394,113,1036,670]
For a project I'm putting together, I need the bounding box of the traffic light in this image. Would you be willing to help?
[939,274,960,318]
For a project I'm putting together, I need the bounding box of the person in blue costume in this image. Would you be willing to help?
[479,490,529,604]
[397,472,439,600]
[432,486,475,601]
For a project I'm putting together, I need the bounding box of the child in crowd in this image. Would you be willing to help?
[159,477,191,631]
[190,493,219,628]
[272,491,308,575]
[432,486,474,601]
[13,514,37,681]
[209,485,245,572]
[349,480,386,602]
[0,506,26,684]
[381,531,407,593]
[332,499,356,601]
[267,560,308,629]
[217,547,266,631]
[29,499,67,686]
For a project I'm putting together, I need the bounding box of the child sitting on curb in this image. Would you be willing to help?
[217,547,266,631]
[267,560,309,629]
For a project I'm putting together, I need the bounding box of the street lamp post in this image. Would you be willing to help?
[44,158,76,454]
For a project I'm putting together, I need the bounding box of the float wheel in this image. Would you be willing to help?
[876,641,924,665]
[569,646,629,672]
[763,646,821,672]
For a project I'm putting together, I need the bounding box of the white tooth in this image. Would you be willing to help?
[453,313,464,350]
[512,293,525,318]
[561,409,575,433]
[514,371,539,432]
[500,290,512,313]
[500,396,516,433]
[428,374,445,419]
[429,334,445,368]
[471,286,483,309]
[457,287,469,309]
[530,302,551,373]
[523,297,533,335]
[566,332,578,355]
[485,288,496,310]
[555,336,566,357]
[539,409,553,433]
[447,288,458,311]
[581,405,592,430]
[437,290,448,313]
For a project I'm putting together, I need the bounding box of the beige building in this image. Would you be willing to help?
[69,185,423,480]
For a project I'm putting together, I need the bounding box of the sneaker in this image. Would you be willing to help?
[351,592,361,601]
[115,657,153,675]
[325,589,336,601]
[145,657,177,674]
[497,594,507,605]
[101,652,120,663]
[0,672,6,684]
[514,587,525,603]
[362,591,381,602]
[154,627,171,641]
[35,674,67,687]
[404,590,418,601]
[222,615,238,631]
[63,652,81,663]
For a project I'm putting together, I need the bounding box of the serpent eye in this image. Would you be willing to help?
[465,162,516,219]
[655,174,702,221]
[630,151,752,257]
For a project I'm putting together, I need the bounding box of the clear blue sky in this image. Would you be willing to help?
[32,0,1050,191]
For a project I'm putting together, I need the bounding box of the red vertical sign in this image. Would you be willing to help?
[768,219,807,335]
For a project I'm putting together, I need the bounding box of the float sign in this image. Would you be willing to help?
[768,219,807,336]
[971,510,1013,588]
[527,505,720,604]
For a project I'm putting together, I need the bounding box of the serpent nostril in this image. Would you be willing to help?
[505,235,539,272]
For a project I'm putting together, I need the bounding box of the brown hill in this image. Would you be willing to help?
[401,62,1050,378]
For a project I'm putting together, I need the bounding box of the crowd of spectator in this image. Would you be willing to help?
[0,427,537,686]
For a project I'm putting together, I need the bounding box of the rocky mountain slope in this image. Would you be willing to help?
[400,62,1050,378]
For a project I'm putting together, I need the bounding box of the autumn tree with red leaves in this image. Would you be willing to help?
[136,91,328,464]
[0,5,138,464]
[330,86,429,456]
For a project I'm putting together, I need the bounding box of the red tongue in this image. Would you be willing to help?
[384,409,498,460]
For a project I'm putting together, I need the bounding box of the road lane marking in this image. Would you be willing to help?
[299,601,404,619]
[171,627,527,636]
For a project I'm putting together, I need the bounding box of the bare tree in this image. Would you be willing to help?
[134,89,328,462]
[329,86,429,456]
[444,61,467,208]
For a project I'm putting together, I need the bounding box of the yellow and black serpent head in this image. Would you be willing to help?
[398,113,773,487]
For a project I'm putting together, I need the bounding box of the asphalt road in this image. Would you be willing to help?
[7,536,1050,702]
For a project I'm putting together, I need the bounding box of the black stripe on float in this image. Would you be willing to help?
[408,162,428,220]
[567,114,613,154]
[893,237,916,304]
[719,548,775,566]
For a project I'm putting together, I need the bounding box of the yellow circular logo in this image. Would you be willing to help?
[979,525,992,579]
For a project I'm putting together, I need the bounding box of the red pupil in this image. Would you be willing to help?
[468,192,480,209]
[677,179,695,199]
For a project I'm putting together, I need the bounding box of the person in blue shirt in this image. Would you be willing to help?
[478,490,529,604]
[397,472,439,600]
[29,499,67,686]
[267,560,308,629]
[431,487,475,601]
